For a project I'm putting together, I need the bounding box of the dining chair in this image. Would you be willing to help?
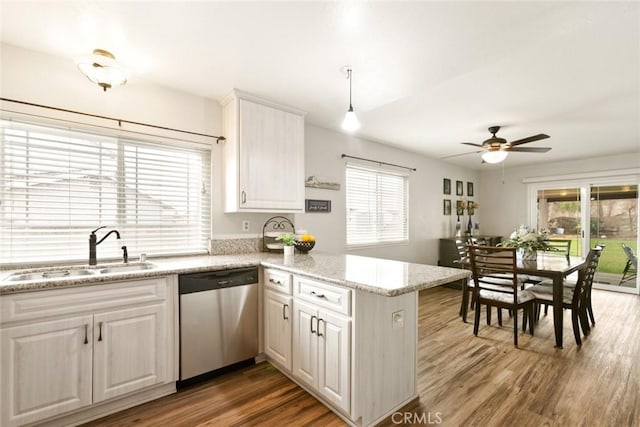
[618,243,637,286]
[528,246,603,345]
[455,238,473,321]
[523,239,573,287]
[467,245,535,346]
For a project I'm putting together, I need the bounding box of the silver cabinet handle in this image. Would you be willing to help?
[98,322,103,342]
[310,291,326,299]
[241,191,247,204]
[269,278,282,285]
[310,315,317,335]
[84,324,89,345]
[317,318,325,337]
[283,304,289,320]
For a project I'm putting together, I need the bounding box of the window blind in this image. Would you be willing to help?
[345,163,408,246]
[0,119,211,265]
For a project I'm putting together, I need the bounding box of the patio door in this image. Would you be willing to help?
[529,177,638,294]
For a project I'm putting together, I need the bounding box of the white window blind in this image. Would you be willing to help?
[0,119,211,265]
[346,163,409,246]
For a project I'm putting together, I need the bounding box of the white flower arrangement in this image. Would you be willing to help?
[503,225,553,251]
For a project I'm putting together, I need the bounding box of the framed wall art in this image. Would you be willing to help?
[467,182,474,197]
[443,178,451,195]
[456,180,464,196]
[443,199,451,215]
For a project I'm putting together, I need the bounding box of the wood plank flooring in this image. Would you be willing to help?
[83,287,640,427]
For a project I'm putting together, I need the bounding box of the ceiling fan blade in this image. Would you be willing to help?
[461,142,484,147]
[440,150,482,159]
[508,146,552,153]
[508,134,550,146]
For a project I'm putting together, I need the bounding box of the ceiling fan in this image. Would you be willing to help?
[444,126,551,163]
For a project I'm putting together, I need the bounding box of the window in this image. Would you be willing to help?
[346,163,408,246]
[1,119,211,265]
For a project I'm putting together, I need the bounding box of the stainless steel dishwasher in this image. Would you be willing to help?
[178,267,258,385]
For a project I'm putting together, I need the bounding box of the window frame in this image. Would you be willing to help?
[345,162,409,248]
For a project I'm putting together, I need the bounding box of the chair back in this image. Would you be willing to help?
[454,238,468,261]
[546,239,572,263]
[572,245,604,308]
[468,245,519,302]
[622,243,637,267]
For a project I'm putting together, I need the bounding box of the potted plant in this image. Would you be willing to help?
[276,232,297,256]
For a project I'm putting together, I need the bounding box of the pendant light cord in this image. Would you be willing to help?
[348,68,353,110]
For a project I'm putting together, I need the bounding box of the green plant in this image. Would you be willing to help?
[275,232,297,246]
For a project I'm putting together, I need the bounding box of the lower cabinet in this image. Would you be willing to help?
[292,300,351,413]
[0,276,176,427]
[263,289,293,371]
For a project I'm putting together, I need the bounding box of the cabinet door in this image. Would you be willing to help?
[292,300,318,388]
[317,309,351,413]
[239,99,304,211]
[1,315,93,427]
[93,304,168,403]
[264,290,293,371]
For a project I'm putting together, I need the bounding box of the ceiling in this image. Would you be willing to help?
[1,1,639,170]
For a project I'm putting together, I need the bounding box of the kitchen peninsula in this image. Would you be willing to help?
[0,253,469,427]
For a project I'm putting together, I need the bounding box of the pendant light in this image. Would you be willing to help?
[77,49,127,92]
[342,67,360,132]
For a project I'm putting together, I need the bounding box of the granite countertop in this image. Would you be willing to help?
[0,252,469,297]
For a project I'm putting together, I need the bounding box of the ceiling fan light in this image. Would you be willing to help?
[481,150,509,164]
[342,107,360,132]
[77,49,127,92]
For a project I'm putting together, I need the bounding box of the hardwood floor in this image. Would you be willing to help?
[84,287,640,427]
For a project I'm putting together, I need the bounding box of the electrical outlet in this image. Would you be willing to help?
[242,220,250,232]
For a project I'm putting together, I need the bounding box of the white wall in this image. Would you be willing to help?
[297,125,479,264]
[479,153,640,240]
[1,43,481,264]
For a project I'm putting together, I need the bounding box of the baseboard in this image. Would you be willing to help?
[31,383,176,427]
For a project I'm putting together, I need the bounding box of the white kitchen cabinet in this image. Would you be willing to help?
[93,304,168,403]
[292,293,351,414]
[263,290,293,371]
[0,315,93,426]
[0,276,176,427]
[221,89,305,212]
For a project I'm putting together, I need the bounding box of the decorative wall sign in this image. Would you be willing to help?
[305,176,340,191]
[443,199,451,215]
[456,180,464,196]
[467,182,474,197]
[305,199,331,213]
[443,178,451,195]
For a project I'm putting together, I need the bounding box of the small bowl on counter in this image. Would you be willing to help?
[294,240,315,254]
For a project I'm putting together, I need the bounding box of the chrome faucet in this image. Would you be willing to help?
[89,226,121,266]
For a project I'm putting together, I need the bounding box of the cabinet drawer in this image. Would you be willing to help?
[294,276,351,316]
[1,277,169,325]
[264,269,292,295]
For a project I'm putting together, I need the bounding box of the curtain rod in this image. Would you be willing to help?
[0,97,226,143]
[341,154,416,172]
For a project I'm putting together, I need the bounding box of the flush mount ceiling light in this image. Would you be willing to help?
[341,67,360,132]
[481,149,509,164]
[77,49,127,92]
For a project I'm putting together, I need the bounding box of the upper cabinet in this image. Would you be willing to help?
[221,90,306,212]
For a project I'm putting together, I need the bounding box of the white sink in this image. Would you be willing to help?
[2,262,158,282]
[98,262,157,274]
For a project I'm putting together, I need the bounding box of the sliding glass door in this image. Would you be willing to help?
[530,178,638,294]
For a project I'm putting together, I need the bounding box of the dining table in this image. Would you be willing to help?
[516,254,587,348]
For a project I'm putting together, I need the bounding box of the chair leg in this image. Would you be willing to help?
[572,310,582,346]
[544,304,549,315]
[529,306,535,336]
[460,285,469,322]
[513,311,518,347]
[587,299,596,326]
[497,308,503,326]
[486,305,492,325]
[473,302,481,336]
[579,307,591,336]
[522,308,527,332]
